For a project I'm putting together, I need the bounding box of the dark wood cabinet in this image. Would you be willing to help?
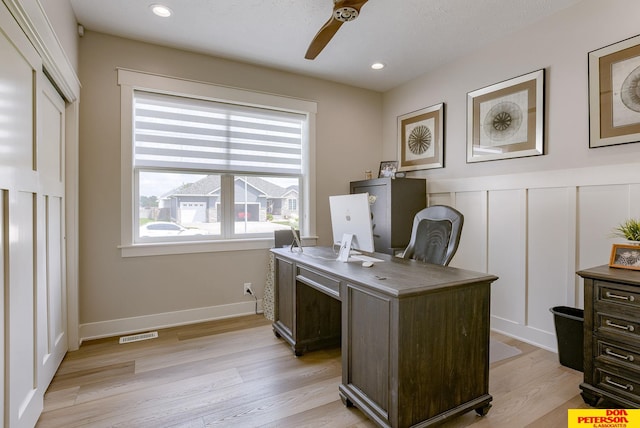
[578,265,640,408]
[350,178,426,255]
[272,246,498,427]
[341,278,492,427]
[273,255,341,356]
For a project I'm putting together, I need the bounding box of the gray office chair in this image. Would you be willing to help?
[274,228,302,252]
[401,205,463,266]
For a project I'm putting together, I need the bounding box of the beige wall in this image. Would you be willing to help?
[76,0,640,343]
[78,31,382,330]
[382,0,640,180]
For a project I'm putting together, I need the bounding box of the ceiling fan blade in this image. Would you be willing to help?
[305,17,344,60]
[305,0,369,60]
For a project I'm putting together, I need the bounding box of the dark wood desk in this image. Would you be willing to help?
[271,247,498,428]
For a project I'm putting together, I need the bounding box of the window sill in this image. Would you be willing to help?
[119,236,318,258]
[120,238,272,257]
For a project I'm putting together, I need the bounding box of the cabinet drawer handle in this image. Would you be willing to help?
[606,291,635,302]
[606,320,635,332]
[605,376,634,391]
[605,348,635,362]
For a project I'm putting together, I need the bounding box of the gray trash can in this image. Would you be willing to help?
[550,306,584,372]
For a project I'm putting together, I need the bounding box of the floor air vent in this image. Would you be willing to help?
[119,331,158,344]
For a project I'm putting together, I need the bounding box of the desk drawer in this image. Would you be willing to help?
[597,339,640,372]
[596,312,640,342]
[594,367,640,404]
[598,282,640,308]
[297,266,341,298]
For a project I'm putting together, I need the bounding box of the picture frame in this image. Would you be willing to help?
[609,243,640,270]
[589,34,640,148]
[467,69,544,163]
[378,160,398,178]
[397,103,444,171]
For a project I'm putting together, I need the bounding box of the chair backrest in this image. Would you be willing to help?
[401,205,464,266]
[274,229,294,248]
[274,229,301,249]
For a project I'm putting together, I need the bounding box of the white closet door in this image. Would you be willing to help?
[1,2,45,427]
[37,76,68,391]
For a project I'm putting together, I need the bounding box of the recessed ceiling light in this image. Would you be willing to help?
[371,62,385,70]
[150,4,172,18]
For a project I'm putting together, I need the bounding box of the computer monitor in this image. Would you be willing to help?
[329,193,375,259]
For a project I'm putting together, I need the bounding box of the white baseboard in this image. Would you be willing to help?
[79,299,263,344]
[491,315,557,353]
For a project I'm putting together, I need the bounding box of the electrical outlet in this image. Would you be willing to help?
[243,282,253,295]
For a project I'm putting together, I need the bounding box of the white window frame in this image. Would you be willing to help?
[117,69,317,257]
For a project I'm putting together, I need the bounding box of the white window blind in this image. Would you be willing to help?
[134,91,304,175]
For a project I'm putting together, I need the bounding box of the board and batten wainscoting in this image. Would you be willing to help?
[426,162,640,351]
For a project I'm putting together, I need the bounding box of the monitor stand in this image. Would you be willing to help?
[336,233,354,262]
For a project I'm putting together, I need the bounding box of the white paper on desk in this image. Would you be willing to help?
[337,233,353,262]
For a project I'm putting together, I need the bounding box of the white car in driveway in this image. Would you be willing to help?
[139,221,209,237]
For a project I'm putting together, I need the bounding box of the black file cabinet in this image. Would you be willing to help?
[350,177,426,255]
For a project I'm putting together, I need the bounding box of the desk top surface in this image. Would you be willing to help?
[272,246,498,297]
[577,264,640,286]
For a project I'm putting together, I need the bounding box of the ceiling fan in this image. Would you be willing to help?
[305,0,369,60]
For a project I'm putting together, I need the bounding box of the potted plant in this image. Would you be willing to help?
[612,218,640,243]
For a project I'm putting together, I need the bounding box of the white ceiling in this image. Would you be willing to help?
[69,0,582,92]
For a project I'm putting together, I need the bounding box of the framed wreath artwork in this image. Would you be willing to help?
[397,103,444,171]
[467,69,544,163]
[589,34,640,148]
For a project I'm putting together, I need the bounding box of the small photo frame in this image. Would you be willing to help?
[467,69,544,163]
[589,34,640,148]
[609,243,640,270]
[378,161,398,178]
[397,103,444,171]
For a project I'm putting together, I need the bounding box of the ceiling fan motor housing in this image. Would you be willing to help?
[334,7,359,22]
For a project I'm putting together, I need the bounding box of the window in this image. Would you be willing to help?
[118,69,316,256]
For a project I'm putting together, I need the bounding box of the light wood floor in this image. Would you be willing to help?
[36,314,590,428]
